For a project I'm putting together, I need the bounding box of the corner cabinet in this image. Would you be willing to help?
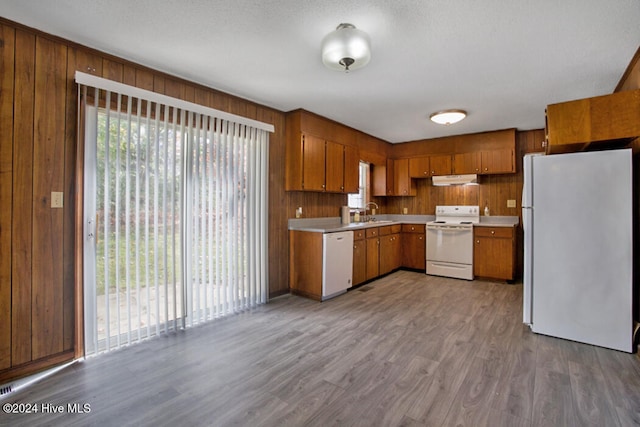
[285,110,360,193]
[473,226,516,282]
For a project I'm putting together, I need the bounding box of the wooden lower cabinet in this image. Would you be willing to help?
[401,224,426,270]
[473,226,516,281]
[379,233,401,275]
[289,230,324,300]
[365,227,380,281]
[352,229,367,286]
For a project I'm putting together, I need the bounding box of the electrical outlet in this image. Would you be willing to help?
[296,206,302,218]
[51,192,64,208]
[403,207,408,214]
[507,199,516,208]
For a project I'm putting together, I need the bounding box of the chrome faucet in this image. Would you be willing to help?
[364,202,379,222]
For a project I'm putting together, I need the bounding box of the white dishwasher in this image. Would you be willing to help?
[322,231,354,300]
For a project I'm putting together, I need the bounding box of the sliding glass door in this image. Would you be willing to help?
[79,75,269,356]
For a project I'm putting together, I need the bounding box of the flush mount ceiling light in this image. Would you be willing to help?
[321,23,371,72]
[429,109,467,125]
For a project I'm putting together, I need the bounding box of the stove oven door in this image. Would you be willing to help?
[426,224,473,265]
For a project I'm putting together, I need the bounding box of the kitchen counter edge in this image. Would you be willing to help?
[289,215,518,233]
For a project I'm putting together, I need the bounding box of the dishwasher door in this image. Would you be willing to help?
[322,231,354,300]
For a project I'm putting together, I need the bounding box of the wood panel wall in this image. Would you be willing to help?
[0,18,288,382]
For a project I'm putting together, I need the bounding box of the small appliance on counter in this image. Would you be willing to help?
[341,206,350,224]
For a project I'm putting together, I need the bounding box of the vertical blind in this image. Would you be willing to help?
[77,72,272,355]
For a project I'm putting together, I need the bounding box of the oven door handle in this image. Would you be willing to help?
[427,225,470,231]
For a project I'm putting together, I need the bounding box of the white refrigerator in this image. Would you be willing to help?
[522,149,633,353]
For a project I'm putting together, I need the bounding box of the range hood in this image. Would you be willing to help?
[431,174,478,186]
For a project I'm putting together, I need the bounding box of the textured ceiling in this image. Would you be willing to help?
[2,0,640,143]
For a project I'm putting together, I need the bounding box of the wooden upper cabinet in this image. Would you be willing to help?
[409,156,431,177]
[480,149,515,174]
[302,133,326,191]
[371,161,389,197]
[409,155,452,177]
[453,149,514,175]
[386,159,395,195]
[428,155,452,176]
[545,89,640,153]
[285,110,361,193]
[325,140,345,192]
[393,158,416,196]
[453,152,481,174]
[343,145,360,193]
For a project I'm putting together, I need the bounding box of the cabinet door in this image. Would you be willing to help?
[325,140,345,192]
[473,227,515,280]
[302,134,326,191]
[393,159,415,196]
[379,235,393,275]
[380,234,401,274]
[353,239,367,285]
[371,162,388,197]
[428,155,452,176]
[343,145,360,193]
[409,156,431,178]
[402,232,425,270]
[386,159,395,195]
[365,237,380,280]
[453,152,481,174]
[480,149,515,174]
[392,234,402,270]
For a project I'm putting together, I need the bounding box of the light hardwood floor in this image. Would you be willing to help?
[3,271,640,426]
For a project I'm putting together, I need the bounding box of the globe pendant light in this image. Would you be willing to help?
[321,23,371,72]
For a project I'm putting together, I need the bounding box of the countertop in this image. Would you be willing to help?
[288,214,519,233]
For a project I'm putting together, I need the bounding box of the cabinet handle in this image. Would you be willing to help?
[419,236,423,240]
[411,226,415,231]
[322,184,325,188]
[423,171,427,175]
[484,167,488,171]
[491,230,495,235]
[341,186,344,190]
[431,170,435,174]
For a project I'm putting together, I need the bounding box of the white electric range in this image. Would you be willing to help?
[426,205,479,280]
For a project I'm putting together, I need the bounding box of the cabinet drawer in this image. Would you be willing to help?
[379,224,401,235]
[353,229,366,240]
[401,224,425,233]
[379,226,392,236]
[365,227,379,238]
[474,227,513,238]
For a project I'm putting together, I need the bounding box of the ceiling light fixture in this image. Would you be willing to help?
[321,23,371,73]
[429,109,467,125]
